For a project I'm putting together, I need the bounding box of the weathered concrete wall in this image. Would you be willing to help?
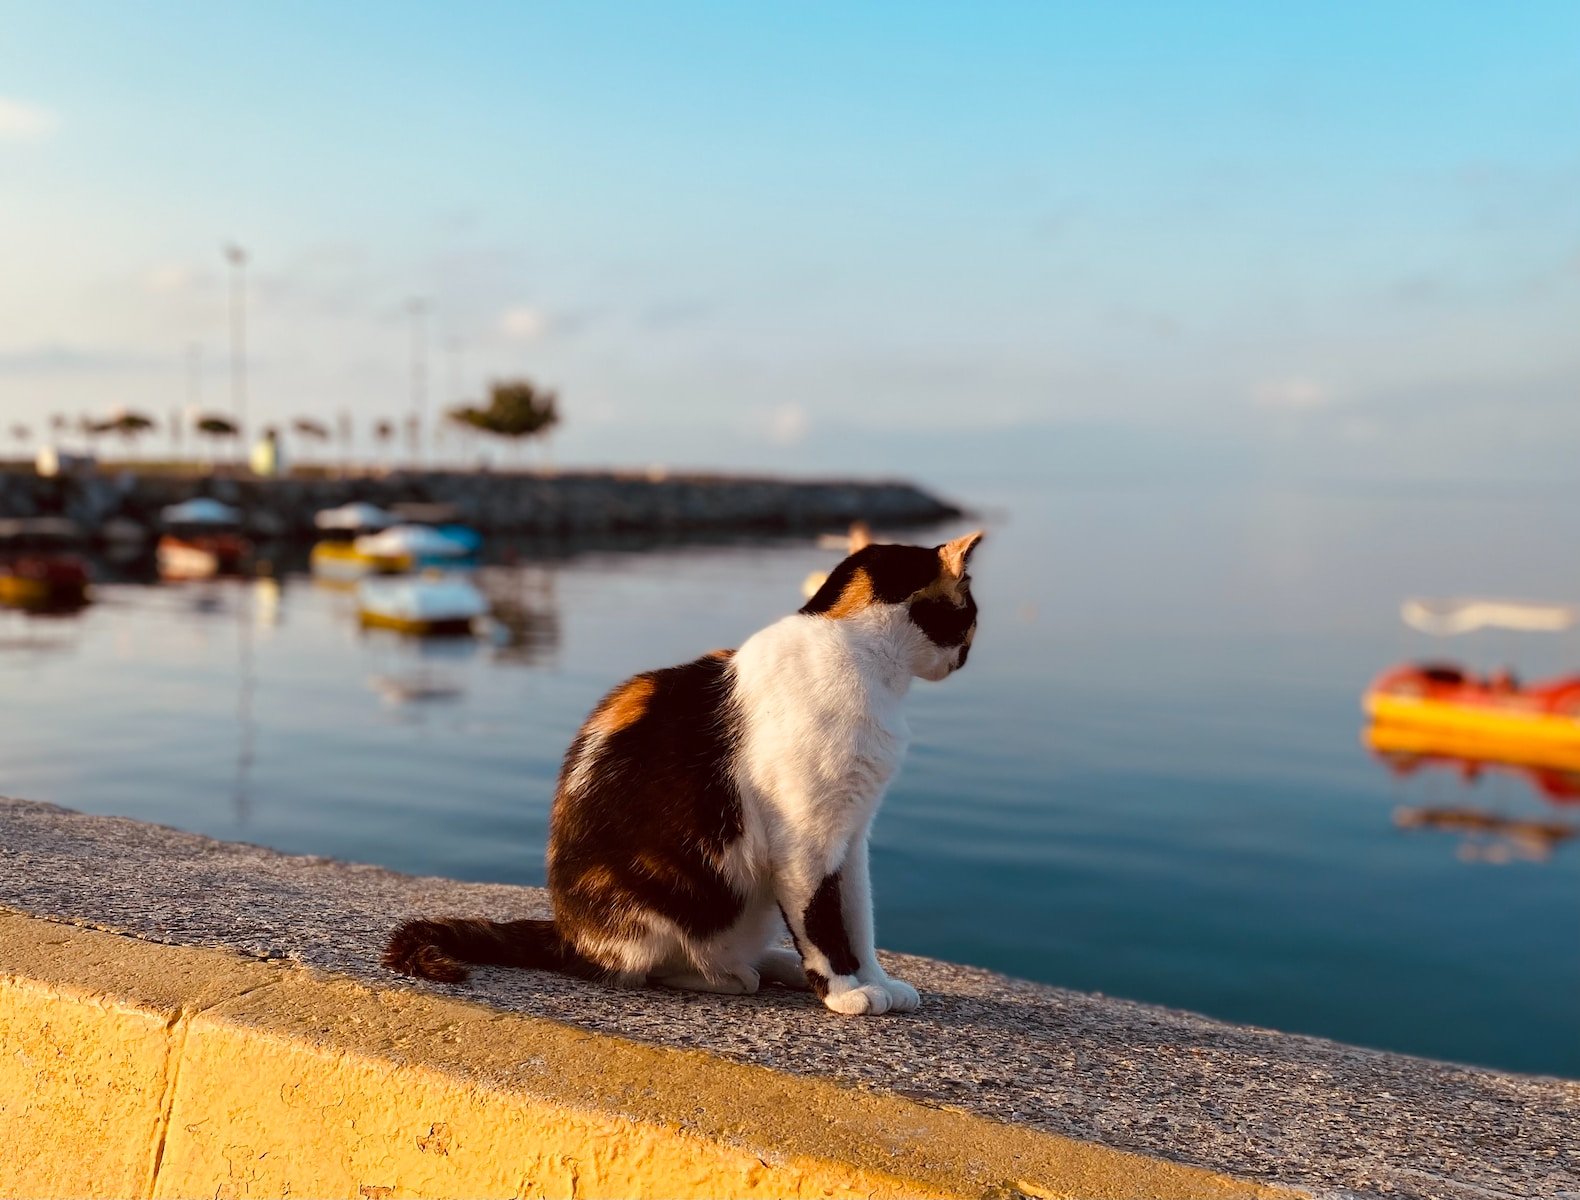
[1,799,1576,1200]
[0,466,960,538]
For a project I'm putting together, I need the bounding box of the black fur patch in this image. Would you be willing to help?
[804,969,830,998]
[909,593,977,648]
[549,652,747,955]
[801,544,943,615]
[803,871,860,977]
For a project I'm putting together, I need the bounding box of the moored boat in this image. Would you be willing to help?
[309,539,412,581]
[1365,598,1580,752]
[314,501,398,535]
[354,524,475,568]
[158,499,251,579]
[1364,663,1580,748]
[0,555,91,610]
[356,575,487,635]
[0,518,92,611]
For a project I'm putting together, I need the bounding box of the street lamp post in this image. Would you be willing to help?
[224,244,248,468]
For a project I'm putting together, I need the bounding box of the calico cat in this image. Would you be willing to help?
[384,530,982,1015]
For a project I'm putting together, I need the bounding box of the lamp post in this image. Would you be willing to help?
[224,244,248,468]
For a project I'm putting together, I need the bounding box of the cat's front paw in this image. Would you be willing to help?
[822,980,893,1016]
[880,977,921,1012]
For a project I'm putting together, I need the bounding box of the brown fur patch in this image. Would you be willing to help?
[824,567,878,619]
[914,570,970,608]
[940,530,985,578]
[571,864,622,902]
[590,676,656,737]
[706,647,735,660]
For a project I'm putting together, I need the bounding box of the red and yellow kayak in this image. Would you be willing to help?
[1364,663,1580,750]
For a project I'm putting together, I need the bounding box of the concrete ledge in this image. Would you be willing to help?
[1,912,1274,1199]
[1,799,1576,1199]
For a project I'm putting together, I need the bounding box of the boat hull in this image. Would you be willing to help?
[310,541,412,580]
[0,575,89,610]
[1365,692,1580,748]
[158,534,249,580]
[358,611,477,636]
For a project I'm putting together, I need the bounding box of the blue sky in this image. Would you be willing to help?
[1,3,1576,483]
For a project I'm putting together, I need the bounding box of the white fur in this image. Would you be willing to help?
[572,601,960,1013]
[681,604,942,1014]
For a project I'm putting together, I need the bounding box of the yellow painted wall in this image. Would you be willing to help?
[0,911,1290,1200]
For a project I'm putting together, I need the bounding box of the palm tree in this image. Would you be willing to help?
[448,378,560,469]
[195,413,240,469]
[9,423,30,461]
[373,418,395,470]
[107,411,157,461]
[293,417,330,471]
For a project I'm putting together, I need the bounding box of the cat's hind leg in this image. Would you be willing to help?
[653,964,761,995]
[756,946,812,990]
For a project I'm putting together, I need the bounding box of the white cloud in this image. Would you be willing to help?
[0,98,60,143]
[768,403,809,446]
[144,264,200,295]
[498,306,546,341]
[1251,377,1329,412]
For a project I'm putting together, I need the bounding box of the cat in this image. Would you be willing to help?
[384,530,982,1016]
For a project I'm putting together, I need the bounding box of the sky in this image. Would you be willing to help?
[1,3,1577,485]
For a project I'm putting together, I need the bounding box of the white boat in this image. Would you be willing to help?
[357,575,487,635]
[314,502,398,533]
[158,498,248,579]
[354,524,474,564]
[160,498,242,526]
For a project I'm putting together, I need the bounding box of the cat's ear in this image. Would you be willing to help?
[939,530,984,577]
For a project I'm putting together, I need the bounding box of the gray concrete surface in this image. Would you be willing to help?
[1,797,1574,1200]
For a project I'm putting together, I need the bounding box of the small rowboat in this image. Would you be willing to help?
[354,524,475,568]
[0,555,91,610]
[314,501,397,534]
[357,575,487,636]
[0,518,92,611]
[158,498,251,579]
[1365,597,1580,753]
[309,539,412,581]
[1364,663,1580,749]
[157,532,250,579]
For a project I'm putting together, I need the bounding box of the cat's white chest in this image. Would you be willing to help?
[731,613,912,853]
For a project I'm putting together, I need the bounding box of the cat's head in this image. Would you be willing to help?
[801,530,984,681]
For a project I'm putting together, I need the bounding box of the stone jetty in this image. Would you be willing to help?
[0,466,961,541]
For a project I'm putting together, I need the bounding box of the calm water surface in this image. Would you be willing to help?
[2,479,1576,1077]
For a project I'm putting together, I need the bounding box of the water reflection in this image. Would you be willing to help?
[477,565,560,667]
[1367,724,1580,862]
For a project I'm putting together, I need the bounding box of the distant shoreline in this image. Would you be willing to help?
[0,464,963,541]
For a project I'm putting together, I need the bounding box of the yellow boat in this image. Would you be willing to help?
[310,539,412,580]
[356,576,487,636]
[1365,659,1580,752]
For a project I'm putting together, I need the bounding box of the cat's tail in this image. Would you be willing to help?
[382,916,594,984]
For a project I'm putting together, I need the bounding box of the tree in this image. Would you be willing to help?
[9,423,29,456]
[448,378,560,467]
[373,418,395,469]
[195,413,240,468]
[293,417,330,470]
[106,411,157,459]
